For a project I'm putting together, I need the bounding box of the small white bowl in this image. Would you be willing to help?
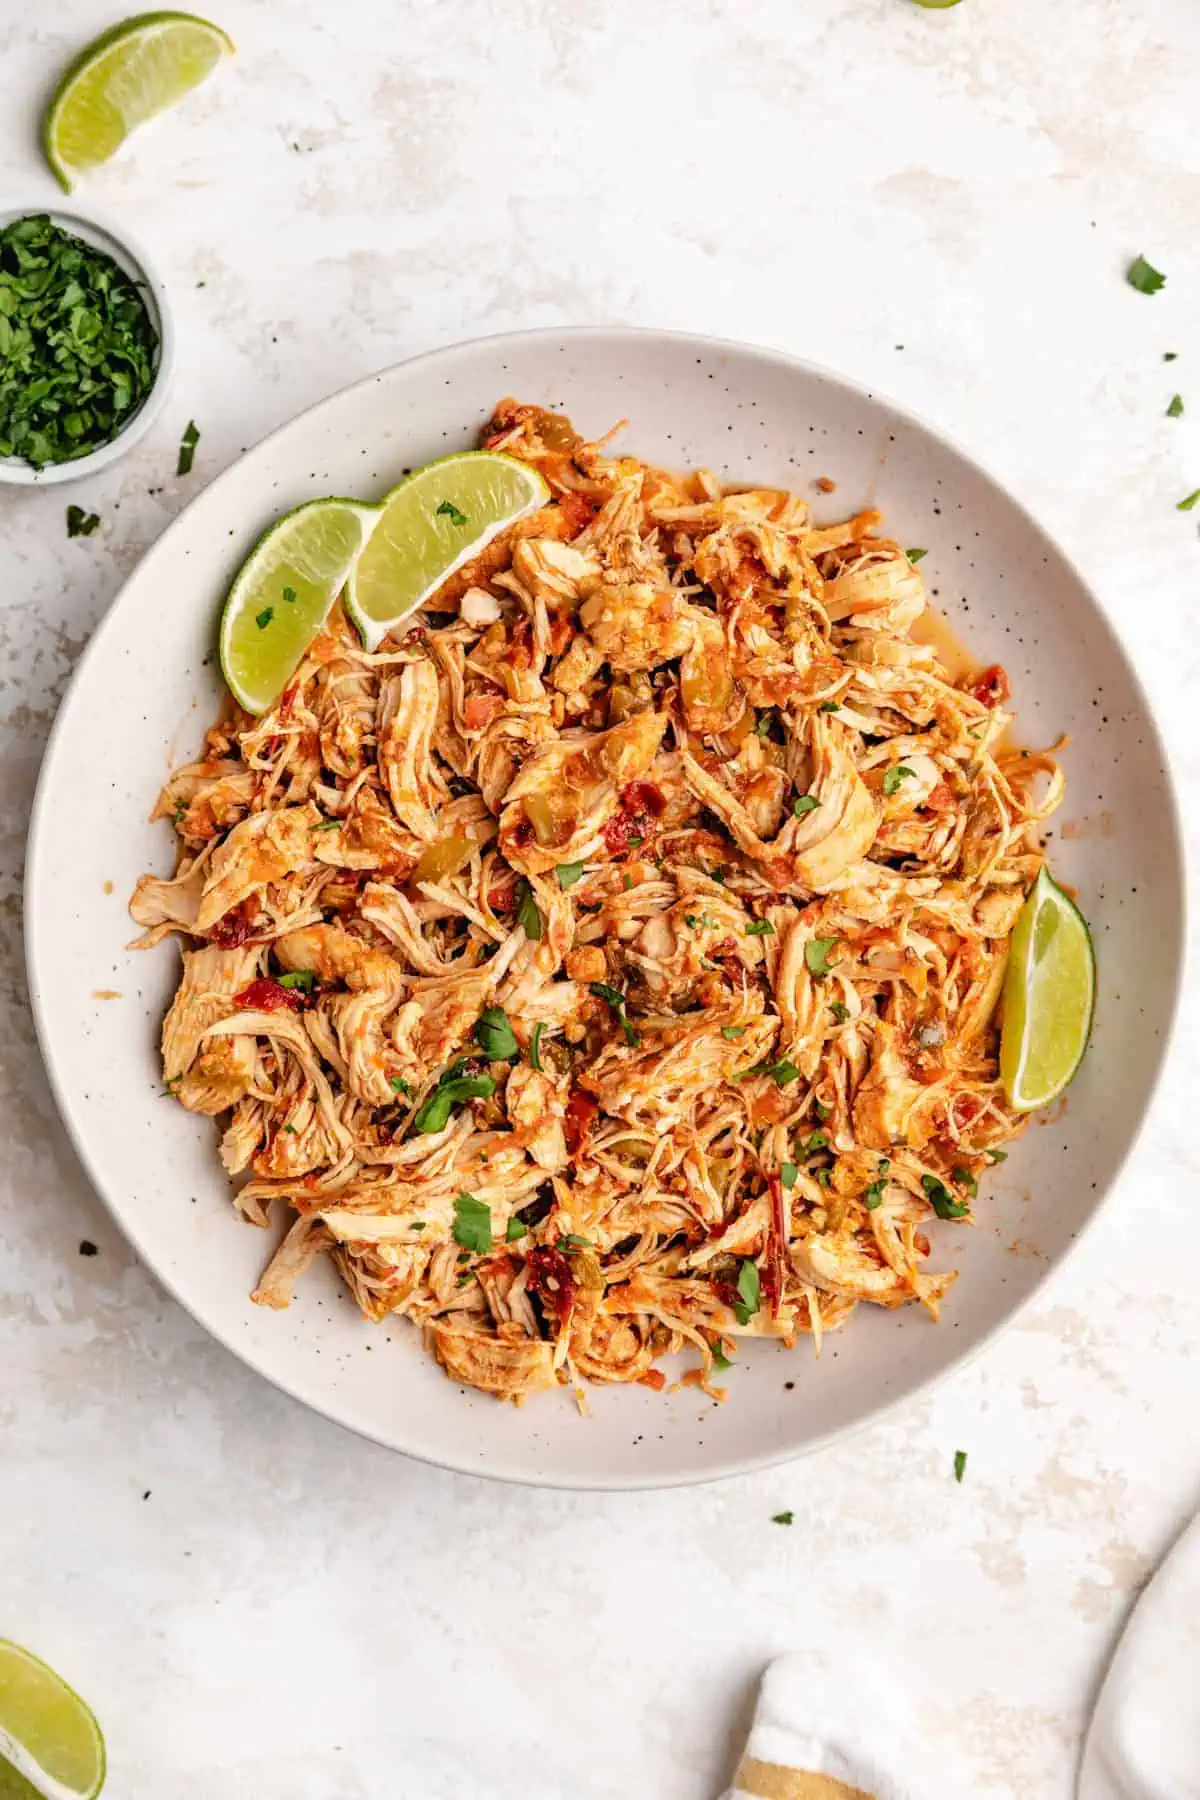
[0,202,174,487]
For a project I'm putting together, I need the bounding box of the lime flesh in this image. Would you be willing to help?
[1000,866,1095,1111]
[346,452,550,651]
[219,499,380,715]
[0,1642,105,1799]
[43,11,233,191]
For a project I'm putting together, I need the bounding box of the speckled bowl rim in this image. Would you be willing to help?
[0,200,174,486]
[24,326,1187,1488]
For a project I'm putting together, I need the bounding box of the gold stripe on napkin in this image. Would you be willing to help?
[734,1754,875,1800]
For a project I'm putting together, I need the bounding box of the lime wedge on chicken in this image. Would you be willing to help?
[345,452,549,651]
[1000,867,1095,1111]
[219,498,380,714]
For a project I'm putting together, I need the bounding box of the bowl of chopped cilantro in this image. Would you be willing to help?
[0,206,173,484]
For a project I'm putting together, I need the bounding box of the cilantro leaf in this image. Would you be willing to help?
[829,1001,851,1024]
[1127,254,1166,295]
[515,880,543,940]
[733,1258,761,1324]
[805,937,838,977]
[282,584,297,602]
[882,764,915,797]
[529,1020,545,1072]
[906,547,927,563]
[721,1025,745,1040]
[413,1069,496,1134]
[389,1074,411,1096]
[953,1450,967,1484]
[66,505,99,537]
[817,700,841,713]
[740,1058,800,1086]
[711,1343,734,1372]
[814,1099,832,1121]
[772,1510,795,1526]
[793,795,819,817]
[589,981,640,1046]
[1178,490,1200,512]
[256,607,273,630]
[556,860,585,889]
[177,419,199,475]
[505,1215,529,1242]
[452,1191,493,1255]
[1167,395,1184,418]
[780,1162,798,1190]
[921,1172,970,1219]
[475,1006,518,1061]
[437,500,469,526]
[277,970,315,992]
[745,919,774,937]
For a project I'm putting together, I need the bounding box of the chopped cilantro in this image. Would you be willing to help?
[745,919,774,937]
[590,981,639,1046]
[1167,395,1184,418]
[282,584,297,603]
[1127,254,1166,295]
[389,1074,411,1096]
[515,879,543,940]
[413,1067,496,1134]
[475,1006,518,1061]
[829,1001,851,1024]
[505,1216,529,1242]
[754,711,775,737]
[772,1510,794,1526]
[906,547,927,564]
[66,505,99,537]
[711,1343,734,1371]
[805,937,838,977]
[814,1099,832,1121]
[882,764,915,796]
[793,795,819,817]
[721,1025,745,1040]
[780,1162,798,1190]
[740,1058,800,1086]
[278,970,315,992]
[437,499,469,526]
[818,700,841,713]
[986,1149,1007,1164]
[921,1172,970,1219]
[952,1164,979,1197]
[452,1191,493,1255]
[556,860,585,889]
[954,1450,967,1484]
[801,1129,827,1155]
[733,1258,761,1324]
[256,607,273,630]
[177,419,199,475]
[529,1020,545,1072]
[1178,489,1200,512]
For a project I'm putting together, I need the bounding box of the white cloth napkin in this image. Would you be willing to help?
[1079,1510,1200,1799]
[725,1651,934,1800]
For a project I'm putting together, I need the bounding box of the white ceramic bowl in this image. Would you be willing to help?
[0,202,173,486]
[24,328,1185,1488]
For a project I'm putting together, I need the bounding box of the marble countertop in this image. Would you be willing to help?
[3,2,1199,1794]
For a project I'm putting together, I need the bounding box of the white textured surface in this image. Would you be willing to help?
[1,2,1198,1795]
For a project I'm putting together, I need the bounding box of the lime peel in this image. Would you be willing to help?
[1000,866,1095,1112]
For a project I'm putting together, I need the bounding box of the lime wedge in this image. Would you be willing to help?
[0,1641,105,1799]
[219,498,380,714]
[346,452,550,651]
[43,11,234,191]
[1000,867,1095,1112]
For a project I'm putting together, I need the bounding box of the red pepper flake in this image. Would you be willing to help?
[563,1088,598,1154]
[232,977,304,1013]
[967,664,1010,709]
[525,1245,577,1323]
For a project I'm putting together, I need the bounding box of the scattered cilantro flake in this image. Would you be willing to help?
[437,499,469,526]
[475,1006,518,1061]
[389,1074,411,1096]
[818,700,841,713]
[754,711,774,737]
[814,1099,832,1121]
[256,607,273,630]
[1167,394,1184,418]
[1164,351,1178,362]
[801,1129,827,1155]
[906,547,928,564]
[278,970,315,993]
[66,505,99,537]
[986,1149,1007,1164]
[314,818,341,831]
[506,1216,529,1242]
[452,1191,493,1255]
[733,1258,761,1324]
[721,1025,745,1040]
[952,1164,979,1197]
[556,860,585,889]
[282,584,297,602]
[921,1172,970,1219]
[1127,254,1166,295]
[515,880,543,940]
[954,1450,967,1484]
[590,981,639,1046]
[746,919,774,937]
[529,1021,545,1072]
[793,795,819,817]
[780,1162,798,1190]
[883,764,915,796]
[711,1343,734,1372]
[805,937,838,977]
[177,419,199,475]
[771,1510,794,1526]
[829,1001,851,1024]
[1178,489,1200,512]
[815,1167,831,1187]
[0,214,159,469]
[414,1067,496,1134]
[740,1057,800,1087]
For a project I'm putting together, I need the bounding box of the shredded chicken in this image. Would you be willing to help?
[133,401,1063,1405]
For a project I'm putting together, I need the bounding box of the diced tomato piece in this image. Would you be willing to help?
[967,664,1010,708]
[232,978,304,1013]
[209,906,256,947]
[557,492,596,537]
[622,780,665,817]
[463,689,505,729]
[563,1088,598,1154]
[525,1246,577,1323]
